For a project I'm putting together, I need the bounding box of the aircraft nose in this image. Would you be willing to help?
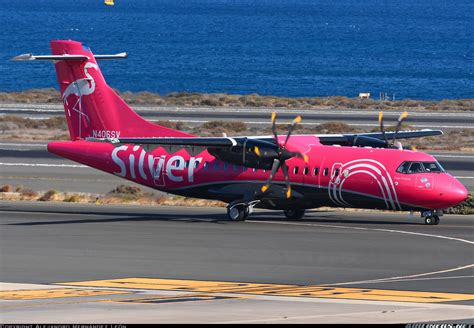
[445,178,469,207]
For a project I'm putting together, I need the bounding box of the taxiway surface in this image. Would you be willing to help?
[1,201,473,323]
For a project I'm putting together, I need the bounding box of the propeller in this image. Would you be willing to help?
[378,111,413,150]
[255,112,308,199]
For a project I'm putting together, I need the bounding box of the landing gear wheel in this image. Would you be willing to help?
[425,215,440,225]
[227,205,249,222]
[284,209,306,220]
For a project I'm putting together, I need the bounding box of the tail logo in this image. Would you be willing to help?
[62,62,98,138]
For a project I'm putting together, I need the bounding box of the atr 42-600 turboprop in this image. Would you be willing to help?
[13,40,468,224]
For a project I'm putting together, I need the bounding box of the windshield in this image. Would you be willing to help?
[396,161,444,174]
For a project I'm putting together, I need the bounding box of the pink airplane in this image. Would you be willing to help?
[12,40,468,224]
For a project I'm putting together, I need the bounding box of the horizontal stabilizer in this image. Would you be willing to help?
[11,53,127,61]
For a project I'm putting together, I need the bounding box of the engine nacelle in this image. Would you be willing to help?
[208,139,278,170]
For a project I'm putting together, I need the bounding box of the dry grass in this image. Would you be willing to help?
[1,113,471,151]
[1,88,472,111]
[0,88,61,103]
[0,184,225,207]
[445,193,474,215]
[0,115,67,130]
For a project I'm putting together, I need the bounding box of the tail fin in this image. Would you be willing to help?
[49,40,192,140]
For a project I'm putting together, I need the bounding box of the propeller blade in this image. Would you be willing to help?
[254,146,261,157]
[302,153,309,163]
[393,111,408,144]
[285,151,309,163]
[378,111,389,146]
[280,161,292,199]
[283,115,302,148]
[271,112,278,144]
[260,159,280,193]
[286,185,292,199]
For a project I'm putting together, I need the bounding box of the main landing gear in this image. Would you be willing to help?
[227,201,307,222]
[227,200,260,222]
[283,209,306,220]
[421,210,442,225]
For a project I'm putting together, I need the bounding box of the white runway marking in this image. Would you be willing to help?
[348,275,474,284]
[0,162,88,168]
[248,220,474,286]
[433,154,474,158]
[2,104,474,117]
[324,264,474,287]
[249,220,474,245]
[0,143,47,147]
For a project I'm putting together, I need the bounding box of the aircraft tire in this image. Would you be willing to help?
[284,209,306,220]
[425,216,439,225]
[227,205,249,222]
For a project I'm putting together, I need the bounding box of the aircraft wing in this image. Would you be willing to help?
[87,129,442,148]
[86,136,251,148]
[317,129,443,146]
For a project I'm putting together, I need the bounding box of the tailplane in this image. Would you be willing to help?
[13,40,192,140]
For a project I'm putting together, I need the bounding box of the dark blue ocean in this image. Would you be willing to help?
[0,0,472,100]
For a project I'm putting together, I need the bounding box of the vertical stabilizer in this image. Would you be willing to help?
[50,40,192,140]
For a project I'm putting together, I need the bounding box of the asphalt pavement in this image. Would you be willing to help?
[1,201,473,323]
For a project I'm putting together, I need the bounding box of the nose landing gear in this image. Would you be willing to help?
[424,215,440,225]
[421,210,442,225]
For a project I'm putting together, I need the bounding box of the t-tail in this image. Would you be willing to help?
[12,40,192,140]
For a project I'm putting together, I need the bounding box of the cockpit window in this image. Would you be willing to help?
[396,161,445,174]
[422,162,444,172]
[396,162,411,173]
[408,162,424,173]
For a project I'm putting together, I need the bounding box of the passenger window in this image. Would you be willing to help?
[323,168,329,176]
[333,168,339,177]
[408,162,424,174]
[223,162,228,171]
[213,162,219,170]
[204,162,209,170]
[313,167,319,176]
[397,161,410,173]
[293,167,299,175]
[303,167,309,175]
[185,160,189,168]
